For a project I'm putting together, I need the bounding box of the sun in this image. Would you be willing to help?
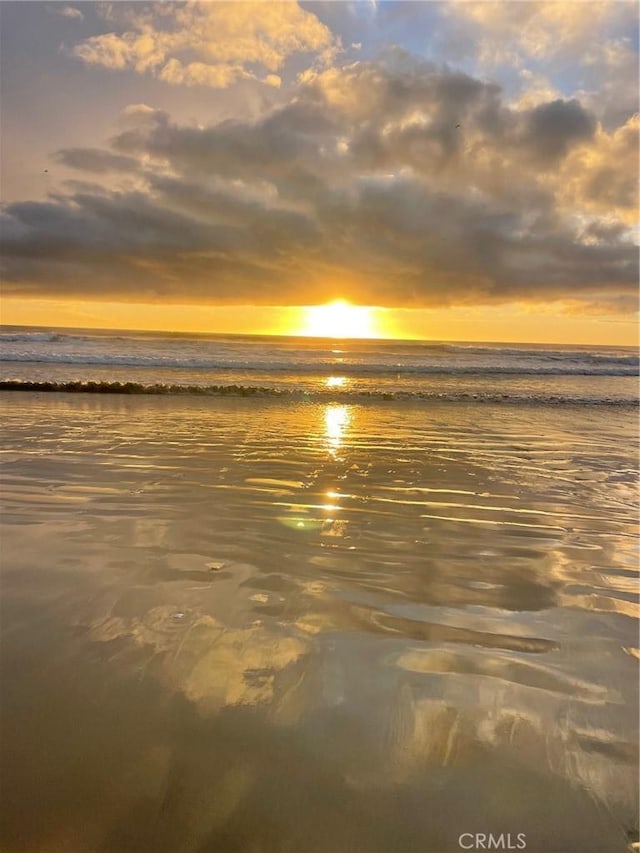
[298,300,382,339]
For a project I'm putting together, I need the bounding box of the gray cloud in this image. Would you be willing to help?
[56,5,83,21]
[521,99,596,165]
[54,148,141,174]
[1,57,637,310]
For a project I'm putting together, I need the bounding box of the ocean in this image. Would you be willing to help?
[0,325,637,405]
[1,326,638,853]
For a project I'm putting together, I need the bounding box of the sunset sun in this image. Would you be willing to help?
[299,300,383,339]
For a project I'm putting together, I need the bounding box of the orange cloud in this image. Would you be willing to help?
[1,56,636,314]
[72,1,339,88]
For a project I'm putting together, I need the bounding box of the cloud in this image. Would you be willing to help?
[576,37,640,130]
[1,56,637,311]
[447,0,622,64]
[552,115,639,224]
[57,5,84,21]
[70,1,339,88]
[441,1,638,129]
[53,148,140,174]
[521,99,596,165]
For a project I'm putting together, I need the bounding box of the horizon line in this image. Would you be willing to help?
[0,322,636,350]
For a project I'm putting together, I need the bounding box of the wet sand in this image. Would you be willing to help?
[1,392,638,852]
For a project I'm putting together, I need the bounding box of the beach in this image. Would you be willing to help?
[1,384,638,852]
[2,0,639,846]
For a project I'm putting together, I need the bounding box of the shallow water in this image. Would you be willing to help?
[1,393,638,852]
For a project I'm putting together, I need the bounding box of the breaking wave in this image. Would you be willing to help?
[0,351,637,376]
[0,379,635,406]
[0,332,62,343]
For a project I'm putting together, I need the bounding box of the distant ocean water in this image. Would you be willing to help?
[0,326,638,406]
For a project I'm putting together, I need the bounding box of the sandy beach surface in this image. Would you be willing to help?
[1,392,638,852]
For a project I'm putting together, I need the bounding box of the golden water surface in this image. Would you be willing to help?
[0,393,638,852]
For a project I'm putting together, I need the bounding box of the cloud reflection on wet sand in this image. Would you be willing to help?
[0,393,637,852]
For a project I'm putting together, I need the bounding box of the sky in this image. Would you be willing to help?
[0,0,638,343]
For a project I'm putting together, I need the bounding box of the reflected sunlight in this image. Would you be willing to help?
[325,376,348,388]
[324,404,351,457]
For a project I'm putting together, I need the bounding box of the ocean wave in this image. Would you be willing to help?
[442,344,639,364]
[0,332,63,343]
[1,379,635,406]
[0,352,637,376]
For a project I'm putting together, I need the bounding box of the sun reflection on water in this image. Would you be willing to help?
[325,376,347,388]
[324,404,351,458]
